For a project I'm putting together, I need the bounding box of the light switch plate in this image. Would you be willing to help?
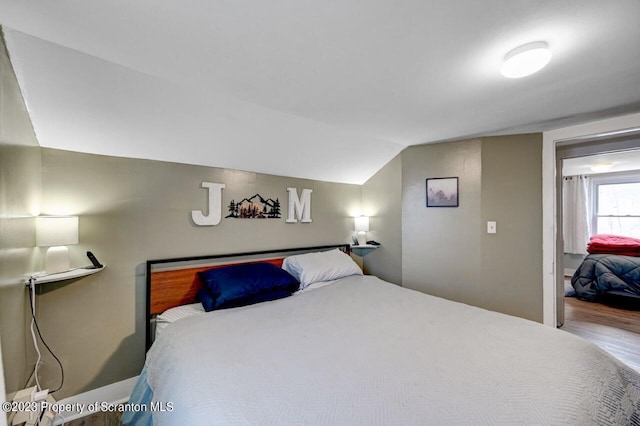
[487,221,497,234]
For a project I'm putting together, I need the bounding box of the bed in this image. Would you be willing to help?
[123,244,640,425]
[571,235,640,301]
[571,253,640,301]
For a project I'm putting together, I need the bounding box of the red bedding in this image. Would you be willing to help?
[587,234,640,256]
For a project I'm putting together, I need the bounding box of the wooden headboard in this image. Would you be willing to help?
[145,244,351,350]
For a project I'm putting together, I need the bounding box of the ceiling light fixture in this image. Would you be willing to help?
[590,162,614,173]
[501,41,552,79]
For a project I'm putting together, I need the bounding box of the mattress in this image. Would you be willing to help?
[125,275,640,425]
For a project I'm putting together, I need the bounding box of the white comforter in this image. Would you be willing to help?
[145,276,640,425]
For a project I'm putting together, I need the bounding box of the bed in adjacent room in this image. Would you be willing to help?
[123,244,640,425]
[571,234,640,301]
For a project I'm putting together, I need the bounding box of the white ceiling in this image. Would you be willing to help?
[1,1,640,184]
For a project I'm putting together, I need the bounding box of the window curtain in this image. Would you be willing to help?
[563,175,591,254]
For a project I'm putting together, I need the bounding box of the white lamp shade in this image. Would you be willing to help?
[36,216,79,247]
[354,216,370,233]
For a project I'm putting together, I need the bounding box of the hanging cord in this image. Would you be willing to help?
[29,278,43,392]
[28,278,65,394]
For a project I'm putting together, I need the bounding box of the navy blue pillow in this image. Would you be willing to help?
[196,262,300,311]
[196,288,294,312]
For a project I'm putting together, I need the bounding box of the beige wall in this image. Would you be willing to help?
[0,32,40,395]
[480,135,542,321]
[36,149,361,397]
[361,154,402,284]
[374,136,543,322]
[401,140,484,304]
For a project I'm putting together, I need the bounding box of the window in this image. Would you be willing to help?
[592,172,640,238]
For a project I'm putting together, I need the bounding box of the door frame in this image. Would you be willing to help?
[542,112,640,327]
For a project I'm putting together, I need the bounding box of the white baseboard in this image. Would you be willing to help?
[52,376,138,425]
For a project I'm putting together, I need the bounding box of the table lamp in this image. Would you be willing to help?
[354,216,369,246]
[36,216,79,274]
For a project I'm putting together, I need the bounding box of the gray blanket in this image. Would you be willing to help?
[129,276,640,425]
[572,254,640,301]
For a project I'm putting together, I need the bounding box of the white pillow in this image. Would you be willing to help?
[155,303,206,338]
[156,302,205,325]
[282,249,362,289]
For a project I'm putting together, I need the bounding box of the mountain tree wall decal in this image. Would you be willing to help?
[226,194,282,219]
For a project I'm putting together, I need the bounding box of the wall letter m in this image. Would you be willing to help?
[286,188,312,223]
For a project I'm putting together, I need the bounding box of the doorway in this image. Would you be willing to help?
[555,138,640,323]
[543,117,640,329]
[557,147,640,370]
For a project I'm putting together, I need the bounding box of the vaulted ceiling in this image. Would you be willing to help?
[1,1,640,184]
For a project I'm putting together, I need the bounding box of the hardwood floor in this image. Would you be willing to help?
[561,294,640,371]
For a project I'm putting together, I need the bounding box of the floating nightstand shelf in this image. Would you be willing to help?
[27,266,105,286]
[351,245,379,257]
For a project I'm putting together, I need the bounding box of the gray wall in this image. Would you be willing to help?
[36,149,361,397]
[361,154,402,284]
[0,33,40,394]
[480,135,542,321]
[401,140,484,305]
[380,135,543,322]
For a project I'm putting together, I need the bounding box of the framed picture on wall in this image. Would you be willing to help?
[426,177,459,207]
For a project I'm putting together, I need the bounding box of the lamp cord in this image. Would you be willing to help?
[28,278,65,394]
[29,279,43,392]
